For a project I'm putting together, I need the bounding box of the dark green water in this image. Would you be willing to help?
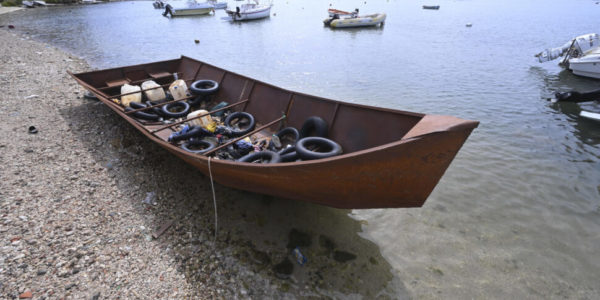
[2,0,600,298]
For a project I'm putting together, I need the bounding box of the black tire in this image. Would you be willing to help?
[162,101,190,118]
[145,101,165,116]
[125,107,161,121]
[238,150,281,164]
[224,112,256,136]
[187,95,207,108]
[300,116,328,138]
[128,101,147,109]
[295,137,342,161]
[269,127,299,150]
[190,80,219,96]
[278,146,299,162]
[168,126,210,143]
[181,139,216,154]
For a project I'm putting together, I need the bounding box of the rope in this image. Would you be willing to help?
[208,156,218,247]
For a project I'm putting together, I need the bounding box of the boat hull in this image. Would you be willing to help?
[327,13,386,28]
[170,7,213,16]
[226,5,271,21]
[569,60,600,79]
[68,56,478,209]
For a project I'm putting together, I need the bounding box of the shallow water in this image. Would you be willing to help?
[2,0,600,297]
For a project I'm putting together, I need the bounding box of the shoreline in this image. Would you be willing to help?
[0,7,24,15]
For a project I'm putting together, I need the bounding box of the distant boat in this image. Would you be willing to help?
[226,0,272,21]
[33,0,47,6]
[422,5,440,10]
[163,0,214,17]
[324,12,386,28]
[22,1,34,8]
[536,33,600,79]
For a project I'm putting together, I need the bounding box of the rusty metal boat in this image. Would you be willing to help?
[69,56,478,209]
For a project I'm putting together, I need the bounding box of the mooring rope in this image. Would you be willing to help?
[207,156,218,246]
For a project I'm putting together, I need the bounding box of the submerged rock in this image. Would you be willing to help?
[287,229,311,249]
[273,258,294,279]
[333,250,356,263]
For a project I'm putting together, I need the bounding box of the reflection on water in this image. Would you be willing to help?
[3,0,600,297]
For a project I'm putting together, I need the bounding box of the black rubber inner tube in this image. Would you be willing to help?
[238,150,281,164]
[181,139,216,154]
[224,112,256,136]
[162,101,190,119]
[187,95,207,108]
[269,127,300,151]
[295,137,342,161]
[190,80,219,96]
[300,116,328,138]
[124,106,161,121]
[169,126,210,143]
[278,146,299,162]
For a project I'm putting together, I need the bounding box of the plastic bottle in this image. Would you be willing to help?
[186,109,213,128]
[141,80,166,102]
[169,79,190,101]
[120,84,141,107]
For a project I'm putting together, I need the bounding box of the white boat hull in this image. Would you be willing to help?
[569,54,600,79]
[580,110,600,121]
[170,7,213,16]
[325,13,386,28]
[226,4,271,21]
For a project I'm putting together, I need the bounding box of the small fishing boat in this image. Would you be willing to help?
[422,5,440,10]
[33,0,47,6]
[22,1,34,8]
[536,33,600,79]
[226,0,272,21]
[68,56,478,209]
[324,13,386,28]
[163,0,214,17]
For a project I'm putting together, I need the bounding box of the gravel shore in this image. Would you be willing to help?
[0,28,403,299]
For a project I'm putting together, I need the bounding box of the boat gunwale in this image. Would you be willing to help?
[69,55,478,168]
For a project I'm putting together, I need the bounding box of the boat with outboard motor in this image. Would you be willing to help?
[536,33,600,79]
[163,0,214,17]
[324,11,386,28]
[68,56,478,209]
[225,0,271,21]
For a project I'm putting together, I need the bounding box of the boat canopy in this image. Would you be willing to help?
[536,33,600,63]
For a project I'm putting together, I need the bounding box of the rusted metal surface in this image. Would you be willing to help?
[68,56,479,209]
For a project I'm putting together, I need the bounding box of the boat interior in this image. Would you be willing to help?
[72,56,427,155]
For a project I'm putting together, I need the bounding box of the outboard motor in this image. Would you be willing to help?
[163,4,173,17]
[235,6,241,18]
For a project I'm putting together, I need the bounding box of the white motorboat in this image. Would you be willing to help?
[226,0,272,21]
[324,12,386,28]
[163,0,214,17]
[536,33,600,79]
